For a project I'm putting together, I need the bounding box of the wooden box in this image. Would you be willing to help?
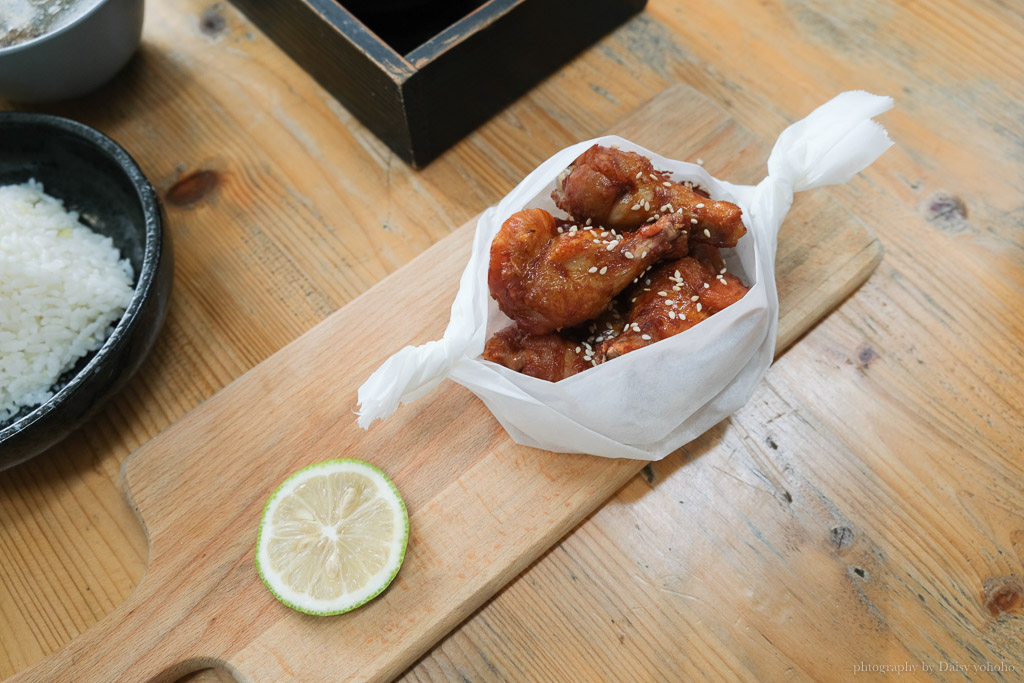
[229,0,647,167]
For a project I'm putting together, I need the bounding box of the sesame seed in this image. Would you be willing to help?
[696,203,705,209]
[674,270,681,278]
[635,171,643,179]
[631,203,642,211]
[588,266,598,273]
[680,314,686,320]
[696,303,703,312]
[704,229,711,238]
[643,201,651,211]
[575,346,581,353]
[641,251,648,258]
[649,173,658,180]
[696,158,704,165]
[669,311,676,319]
[586,218,592,226]
[720,267,727,274]
[664,299,673,306]
[641,334,652,340]
[690,295,699,302]
[676,208,683,214]
[599,266,608,275]
[557,227,564,233]
[662,181,672,187]
[601,231,609,237]
[672,285,681,291]
[632,323,641,332]
[660,204,671,212]
[704,283,710,289]
[645,278,651,285]
[657,291,667,296]
[624,251,634,259]
[690,218,698,224]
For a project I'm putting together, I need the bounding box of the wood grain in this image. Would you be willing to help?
[2,0,1022,681]
[400,1,1024,681]
[3,83,878,682]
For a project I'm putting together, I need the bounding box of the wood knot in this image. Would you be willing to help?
[923,192,969,232]
[640,464,656,485]
[166,170,219,206]
[200,7,227,36]
[857,345,876,369]
[830,525,854,550]
[984,576,1023,617]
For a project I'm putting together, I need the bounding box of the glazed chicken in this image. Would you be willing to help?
[484,146,751,381]
[551,144,746,248]
[488,208,686,335]
[599,242,749,360]
[482,325,593,382]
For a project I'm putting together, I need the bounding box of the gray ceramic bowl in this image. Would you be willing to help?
[0,0,144,103]
[0,112,172,470]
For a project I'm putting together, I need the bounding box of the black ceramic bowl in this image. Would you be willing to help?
[0,113,172,470]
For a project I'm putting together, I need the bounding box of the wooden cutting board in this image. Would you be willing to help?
[10,86,881,683]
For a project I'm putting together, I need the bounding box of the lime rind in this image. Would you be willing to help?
[255,458,410,616]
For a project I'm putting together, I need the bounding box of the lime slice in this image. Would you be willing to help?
[255,459,409,615]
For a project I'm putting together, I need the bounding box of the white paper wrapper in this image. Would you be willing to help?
[357,91,893,460]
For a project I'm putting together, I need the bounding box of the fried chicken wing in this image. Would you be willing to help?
[482,324,593,381]
[599,244,749,360]
[551,144,747,248]
[488,208,686,335]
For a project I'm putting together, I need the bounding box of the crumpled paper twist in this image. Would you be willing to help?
[357,91,893,459]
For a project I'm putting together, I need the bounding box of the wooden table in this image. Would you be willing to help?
[2,1,1022,681]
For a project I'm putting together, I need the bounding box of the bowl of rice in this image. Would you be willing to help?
[0,112,171,470]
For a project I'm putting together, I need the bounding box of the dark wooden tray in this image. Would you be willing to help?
[229,0,646,167]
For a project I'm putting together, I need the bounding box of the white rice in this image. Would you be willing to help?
[0,180,134,422]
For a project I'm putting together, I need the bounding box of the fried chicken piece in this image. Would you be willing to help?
[482,325,593,381]
[551,144,746,248]
[566,294,630,347]
[488,208,685,335]
[599,243,749,360]
[688,242,749,313]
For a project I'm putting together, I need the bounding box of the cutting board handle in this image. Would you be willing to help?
[7,567,232,682]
